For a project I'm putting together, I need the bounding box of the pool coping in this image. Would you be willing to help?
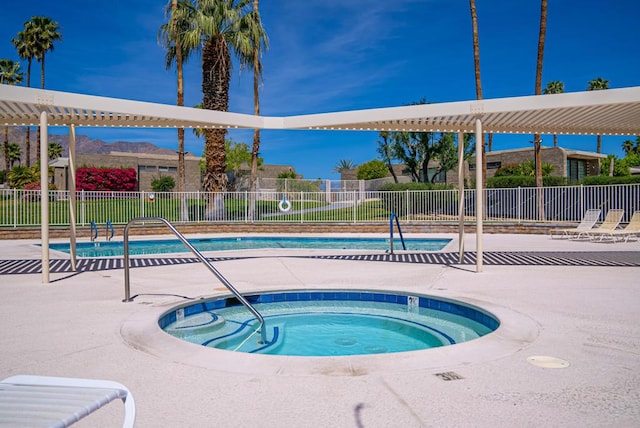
[121,287,539,376]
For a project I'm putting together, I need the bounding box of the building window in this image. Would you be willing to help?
[139,165,156,171]
[567,159,586,183]
[426,168,447,183]
[158,166,177,172]
[469,161,501,171]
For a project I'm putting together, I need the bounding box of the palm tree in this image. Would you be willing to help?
[26,17,62,162]
[249,0,268,191]
[587,77,609,153]
[48,142,63,160]
[27,17,62,90]
[7,143,22,168]
[543,80,564,147]
[468,0,486,186]
[178,0,267,218]
[333,159,356,173]
[160,0,196,221]
[12,28,37,167]
[533,0,548,221]
[0,59,24,172]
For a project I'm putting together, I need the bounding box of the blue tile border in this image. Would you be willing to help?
[159,290,500,332]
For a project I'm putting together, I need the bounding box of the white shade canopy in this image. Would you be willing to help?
[1,83,639,283]
[1,84,640,135]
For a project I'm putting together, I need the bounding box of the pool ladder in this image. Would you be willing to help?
[90,220,115,241]
[121,216,267,344]
[389,212,406,254]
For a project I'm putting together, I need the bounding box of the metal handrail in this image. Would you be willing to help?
[90,220,98,241]
[122,216,267,343]
[389,212,406,254]
[106,220,114,241]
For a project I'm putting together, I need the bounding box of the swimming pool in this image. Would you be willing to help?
[160,290,499,357]
[49,236,451,257]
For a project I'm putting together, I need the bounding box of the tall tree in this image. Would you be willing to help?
[0,59,24,172]
[47,142,63,160]
[469,0,487,185]
[160,0,196,220]
[249,0,268,194]
[333,159,356,174]
[587,77,610,153]
[25,16,62,162]
[177,0,267,218]
[7,143,22,168]
[543,80,565,147]
[12,28,37,167]
[533,0,548,220]
[376,131,399,183]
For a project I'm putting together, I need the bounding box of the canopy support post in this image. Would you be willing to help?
[40,110,50,283]
[475,118,483,273]
[457,131,465,263]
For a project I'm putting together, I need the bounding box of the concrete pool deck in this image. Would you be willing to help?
[1,233,639,427]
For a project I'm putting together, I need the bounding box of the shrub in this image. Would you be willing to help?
[356,160,389,180]
[379,182,454,191]
[23,181,57,191]
[486,175,566,188]
[76,167,137,191]
[582,175,640,185]
[151,175,175,192]
[379,182,456,215]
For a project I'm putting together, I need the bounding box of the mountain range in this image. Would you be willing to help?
[2,127,176,166]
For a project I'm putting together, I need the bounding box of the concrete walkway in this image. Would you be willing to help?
[1,233,639,427]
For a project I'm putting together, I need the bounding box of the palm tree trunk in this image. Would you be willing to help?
[173,0,188,221]
[534,0,548,221]
[469,0,486,188]
[202,37,231,219]
[25,59,32,168]
[3,126,9,172]
[596,134,602,153]
[36,55,46,163]
[249,0,261,221]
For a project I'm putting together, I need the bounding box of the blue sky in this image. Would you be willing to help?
[1,0,639,179]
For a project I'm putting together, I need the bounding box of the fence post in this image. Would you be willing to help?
[300,191,304,223]
[244,191,248,223]
[405,190,409,219]
[580,185,584,220]
[140,191,145,218]
[517,187,521,224]
[79,190,85,226]
[12,189,17,228]
[352,191,357,224]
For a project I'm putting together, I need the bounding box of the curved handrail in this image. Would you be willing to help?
[90,220,98,241]
[122,216,267,343]
[106,220,114,241]
[389,212,406,254]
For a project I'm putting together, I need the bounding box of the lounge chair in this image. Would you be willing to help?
[551,208,601,239]
[589,210,640,242]
[0,374,135,427]
[582,209,625,241]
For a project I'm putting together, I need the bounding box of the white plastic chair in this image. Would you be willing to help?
[0,375,135,427]
[550,208,601,239]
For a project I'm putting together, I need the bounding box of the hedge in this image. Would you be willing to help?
[486,175,567,188]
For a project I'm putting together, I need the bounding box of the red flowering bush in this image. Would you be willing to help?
[24,182,58,191]
[76,167,137,191]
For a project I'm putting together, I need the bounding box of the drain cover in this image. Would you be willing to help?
[527,355,570,369]
[434,371,464,381]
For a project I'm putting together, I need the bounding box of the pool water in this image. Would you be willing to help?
[160,291,498,357]
[49,236,451,257]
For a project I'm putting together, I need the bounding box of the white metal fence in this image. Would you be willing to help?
[1,184,639,227]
